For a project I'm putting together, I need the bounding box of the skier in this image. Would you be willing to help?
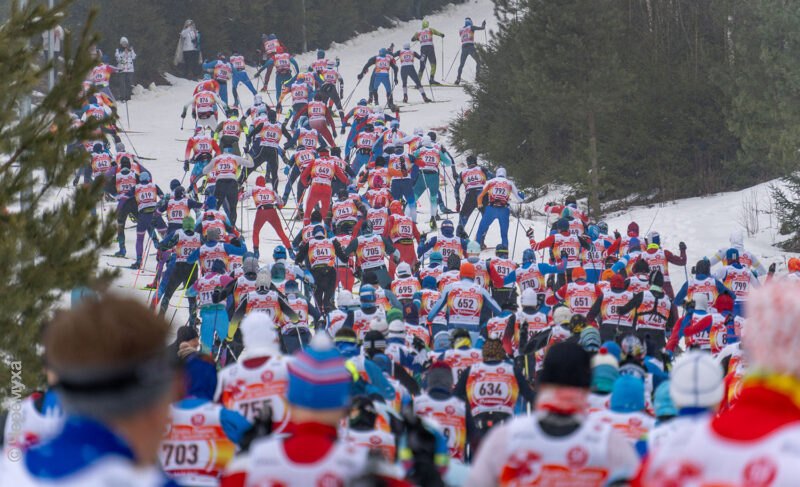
[468,342,639,485]
[330,187,366,235]
[281,280,318,353]
[586,273,635,342]
[160,353,250,485]
[412,19,445,85]
[357,48,399,109]
[296,93,337,148]
[318,59,346,119]
[617,270,678,350]
[181,86,224,130]
[411,136,453,228]
[350,122,379,174]
[638,282,800,485]
[475,167,525,249]
[110,156,139,257]
[187,226,246,275]
[391,262,422,306]
[299,146,348,224]
[714,247,760,317]
[221,335,369,487]
[427,262,503,336]
[255,45,299,99]
[393,43,431,104]
[247,108,282,187]
[708,229,768,277]
[257,33,283,84]
[214,108,247,156]
[229,50,257,107]
[245,175,291,255]
[413,362,469,461]
[201,148,254,226]
[125,171,167,269]
[342,222,401,289]
[192,259,235,352]
[2,296,181,486]
[455,17,486,85]
[454,154,489,228]
[202,53,233,106]
[156,216,201,319]
[294,224,349,315]
[453,338,534,449]
[647,351,724,452]
[385,143,419,221]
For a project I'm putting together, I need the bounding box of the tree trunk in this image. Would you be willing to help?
[588,110,600,217]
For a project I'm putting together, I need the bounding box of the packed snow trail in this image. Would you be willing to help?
[103,0,795,325]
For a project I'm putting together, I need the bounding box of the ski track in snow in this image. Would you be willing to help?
[98,0,796,332]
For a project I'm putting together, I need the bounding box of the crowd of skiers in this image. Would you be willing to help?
[4,14,800,487]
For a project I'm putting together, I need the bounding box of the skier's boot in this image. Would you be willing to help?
[430,79,442,86]
[422,93,432,103]
[403,94,409,103]
[454,76,461,85]
[113,248,126,258]
[129,259,142,270]
[429,217,437,231]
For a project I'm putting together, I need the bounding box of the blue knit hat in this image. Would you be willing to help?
[654,380,677,418]
[610,375,645,413]
[287,334,352,410]
[591,347,619,394]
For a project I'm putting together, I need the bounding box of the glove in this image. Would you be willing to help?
[357,73,364,81]
[561,250,569,260]
[283,166,290,176]
[412,337,426,352]
[230,237,242,247]
[283,141,292,150]
[340,125,346,135]
[183,160,190,172]
[276,103,282,113]
[526,227,534,238]
[769,263,777,274]
[679,241,687,252]
[614,230,621,240]
[456,200,461,213]
[180,109,186,119]
[482,20,486,27]
[442,33,446,38]
[518,191,525,199]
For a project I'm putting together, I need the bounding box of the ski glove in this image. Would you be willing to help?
[679,241,687,251]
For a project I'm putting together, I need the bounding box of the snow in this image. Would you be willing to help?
[100,0,795,327]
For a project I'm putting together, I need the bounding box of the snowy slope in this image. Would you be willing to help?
[101,0,795,326]
[103,0,498,322]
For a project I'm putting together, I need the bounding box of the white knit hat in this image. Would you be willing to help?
[669,351,724,409]
[387,320,405,340]
[239,312,280,359]
[744,281,800,377]
[553,306,572,326]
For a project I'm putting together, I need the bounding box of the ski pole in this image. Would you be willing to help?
[512,204,522,260]
[444,49,459,82]
[342,76,364,111]
[170,262,198,326]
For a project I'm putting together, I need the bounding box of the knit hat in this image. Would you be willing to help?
[426,361,453,392]
[610,375,645,413]
[240,312,280,359]
[610,274,626,291]
[714,293,734,314]
[591,347,619,393]
[460,262,476,280]
[654,381,677,418]
[363,330,387,353]
[579,327,601,353]
[421,276,438,290]
[601,341,621,362]
[370,314,389,334]
[482,338,506,362]
[387,320,405,340]
[601,269,615,281]
[287,334,351,410]
[539,342,592,389]
[571,267,587,281]
[553,306,573,326]
[386,308,404,326]
[432,331,452,352]
[670,350,724,409]
[628,237,641,252]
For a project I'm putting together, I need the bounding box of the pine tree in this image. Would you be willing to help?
[0,1,115,398]
[771,174,800,251]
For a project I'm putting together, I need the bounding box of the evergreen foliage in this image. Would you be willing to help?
[0,0,115,397]
[57,0,466,85]
[452,0,800,214]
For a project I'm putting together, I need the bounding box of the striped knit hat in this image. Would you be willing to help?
[287,334,352,410]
